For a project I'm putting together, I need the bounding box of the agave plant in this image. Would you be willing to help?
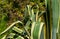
[0,0,46,39]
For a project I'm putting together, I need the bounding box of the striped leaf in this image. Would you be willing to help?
[16,36,24,39]
[31,20,44,39]
[0,21,23,35]
[1,35,7,39]
[45,0,59,39]
[12,26,23,34]
[7,33,15,38]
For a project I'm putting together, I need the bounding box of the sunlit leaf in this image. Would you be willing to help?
[16,36,24,39]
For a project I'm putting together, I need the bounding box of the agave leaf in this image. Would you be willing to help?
[0,21,23,35]
[27,5,35,21]
[16,36,24,39]
[31,22,36,39]
[12,26,23,34]
[1,35,7,39]
[24,20,31,32]
[31,18,44,39]
[7,33,15,38]
[57,0,60,39]
[27,5,32,16]
[45,0,59,39]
